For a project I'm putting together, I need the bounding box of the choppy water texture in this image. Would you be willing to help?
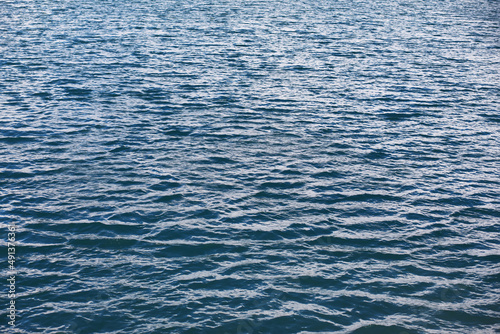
[1,0,500,333]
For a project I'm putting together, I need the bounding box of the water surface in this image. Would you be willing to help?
[0,0,499,333]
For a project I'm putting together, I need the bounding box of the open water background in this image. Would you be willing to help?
[1,0,499,333]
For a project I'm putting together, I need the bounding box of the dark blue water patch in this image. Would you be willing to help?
[29,221,145,237]
[151,226,228,241]
[278,168,307,176]
[364,149,392,160]
[257,181,306,189]
[164,128,194,137]
[63,86,92,97]
[155,243,249,260]
[479,113,500,123]
[393,263,471,281]
[404,212,444,222]
[451,207,500,219]
[217,315,345,334]
[251,190,296,201]
[154,193,184,203]
[106,211,163,224]
[299,193,345,205]
[219,212,289,226]
[0,135,38,144]
[405,226,462,241]
[148,181,182,191]
[410,197,486,208]
[0,170,36,179]
[351,325,419,334]
[127,87,169,102]
[108,145,134,153]
[483,271,500,285]
[67,237,141,250]
[197,156,239,165]
[308,235,409,250]
[342,193,403,203]
[346,249,413,263]
[426,253,485,269]
[437,310,500,326]
[19,231,68,246]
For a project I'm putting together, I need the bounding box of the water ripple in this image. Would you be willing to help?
[1,0,499,333]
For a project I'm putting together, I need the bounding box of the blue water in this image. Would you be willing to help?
[1,0,499,333]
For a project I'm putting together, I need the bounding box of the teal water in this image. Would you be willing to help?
[1,0,499,333]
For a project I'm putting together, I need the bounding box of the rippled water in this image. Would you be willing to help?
[1,0,499,333]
